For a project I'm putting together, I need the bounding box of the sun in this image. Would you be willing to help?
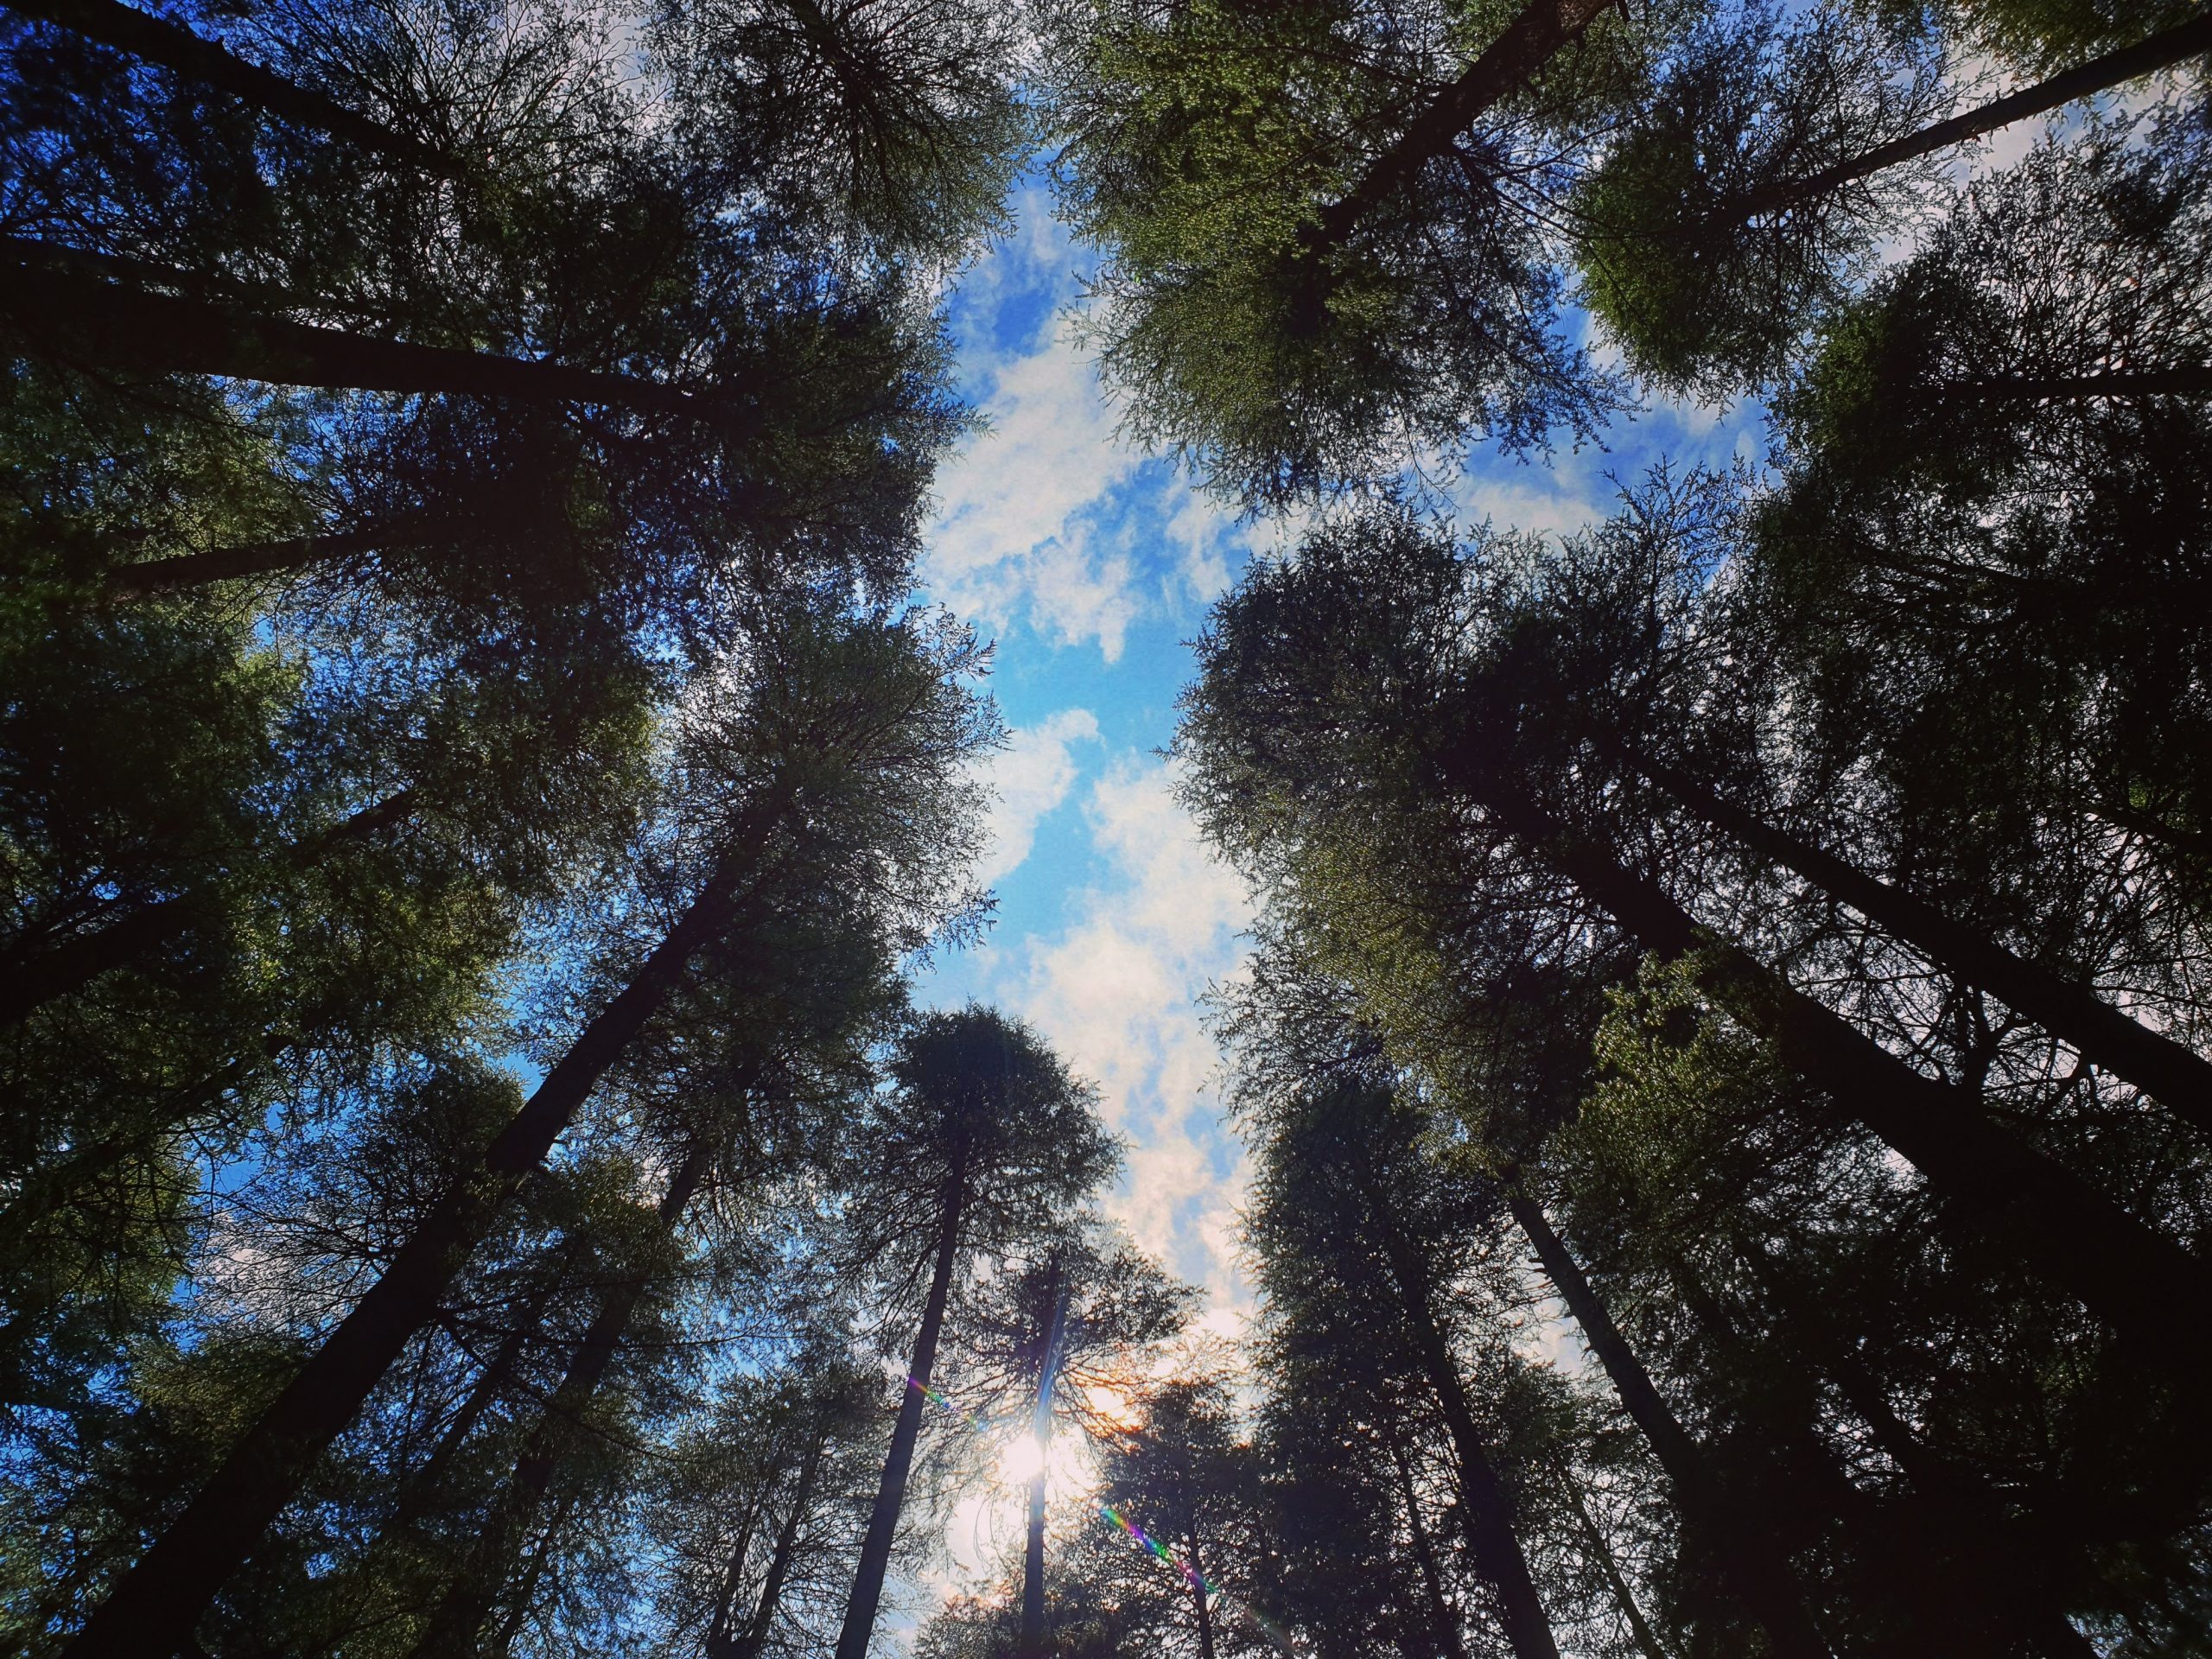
[999,1433,1047,1485]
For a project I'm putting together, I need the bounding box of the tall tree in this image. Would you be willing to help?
[1573,6,2210,394]
[939,1221,1196,1654]
[1179,501,2212,1376]
[830,1007,1119,1659]
[1246,1076,1561,1659]
[1039,0,1662,503]
[54,601,996,1659]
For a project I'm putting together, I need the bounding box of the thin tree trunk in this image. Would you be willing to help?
[1,238,701,416]
[0,787,417,1028]
[732,1430,828,1659]
[1555,1468,1669,1659]
[384,1234,600,1538]
[1448,754,2212,1378]
[101,526,404,601]
[1734,15,2212,219]
[0,893,209,1027]
[60,823,774,1659]
[1187,1527,1218,1659]
[702,1487,768,1659]
[0,1056,252,1260]
[1948,370,2212,399]
[408,1142,715,1658]
[1020,1261,1070,1658]
[1362,1192,1560,1659]
[10,0,453,173]
[833,1178,966,1659]
[1306,0,1617,257]
[485,1488,580,1659]
[1501,1191,1831,1659]
[1387,1425,1470,1659]
[1612,741,2212,1136]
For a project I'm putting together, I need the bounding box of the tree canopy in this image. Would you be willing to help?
[6,1,2209,1655]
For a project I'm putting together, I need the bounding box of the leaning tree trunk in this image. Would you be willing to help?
[1307,0,1618,256]
[101,526,411,601]
[1361,1189,1560,1659]
[1730,1250,2101,1659]
[0,239,702,416]
[1500,1191,1831,1659]
[1554,1470,1669,1659]
[407,1143,715,1659]
[1732,14,2212,220]
[1186,1526,1219,1659]
[731,1430,829,1659]
[0,787,417,1028]
[59,809,780,1659]
[1443,751,2212,1382]
[702,1486,771,1659]
[833,1176,967,1659]
[1611,741,2212,1135]
[0,1060,247,1263]
[1387,1426,1471,1659]
[10,0,452,172]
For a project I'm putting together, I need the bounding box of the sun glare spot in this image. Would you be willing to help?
[1000,1433,1047,1485]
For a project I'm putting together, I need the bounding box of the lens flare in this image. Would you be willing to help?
[906,1376,1294,1653]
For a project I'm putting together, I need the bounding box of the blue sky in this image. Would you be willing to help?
[876,99,2081,1619]
[903,179,1770,1345]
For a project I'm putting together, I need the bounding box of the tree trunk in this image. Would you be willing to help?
[1187,1527,1219,1659]
[1501,1191,1831,1659]
[732,1430,829,1659]
[408,1142,715,1659]
[1555,1469,1669,1659]
[1612,741,2212,1136]
[702,1487,767,1659]
[1307,0,1617,257]
[1732,1251,2101,1659]
[1387,1425,1470,1659]
[1948,370,2212,400]
[101,526,404,601]
[0,238,701,416]
[0,788,418,1028]
[10,0,453,174]
[1733,14,2212,220]
[59,823,773,1659]
[833,1178,966,1659]
[0,1060,248,1258]
[383,1233,600,1539]
[1447,753,2212,1381]
[1020,1261,1070,1659]
[1363,1192,1560,1659]
[0,892,208,1028]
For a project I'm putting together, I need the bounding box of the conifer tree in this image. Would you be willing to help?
[830,1007,1120,1659]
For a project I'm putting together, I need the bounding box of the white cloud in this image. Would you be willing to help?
[927,206,1255,662]
[928,323,1150,660]
[1158,478,1252,609]
[973,709,1101,889]
[981,755,1255,1311]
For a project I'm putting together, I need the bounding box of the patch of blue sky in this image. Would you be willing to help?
[902,167,1777,1373]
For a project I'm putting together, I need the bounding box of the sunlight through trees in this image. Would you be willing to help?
[1,0,2206,1655]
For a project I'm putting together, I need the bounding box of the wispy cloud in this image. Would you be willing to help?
[927,321,1147,659]
[973,708,1100,889]
[982,755,1253,1309]
[926,200,1252,662]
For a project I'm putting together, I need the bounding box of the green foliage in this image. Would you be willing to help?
[1043,0,1651,503]
[1574,4,1950,397]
